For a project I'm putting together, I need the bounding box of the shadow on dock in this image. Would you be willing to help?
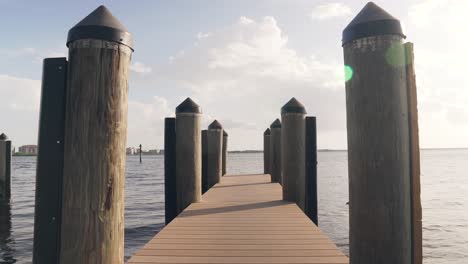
[179,200,288,217]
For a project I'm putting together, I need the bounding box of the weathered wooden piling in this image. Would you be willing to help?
[222,130,228,176]
[207,120,223,189]
[164,118,177,225]
[33,58,68,264]
[342,2,421,264]
[175,98,202,213]
[59,6,133,264]
[0,133,11,202]
[281,98,306,210]
[269,119,281,183]
[263,128,271,174]
[305,116,318,225]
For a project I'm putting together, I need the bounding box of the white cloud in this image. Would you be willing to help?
[309,3,352,20]
[130,62,152,74]
[0,75,41,146]
[150,16,346,149]
[408,0,468,147]
[127,96,172,148]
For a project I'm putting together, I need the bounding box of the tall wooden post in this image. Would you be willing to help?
[202,130,208,194]
[342,2,420,264]
[0,133,11,202]
[263,128,270,174]
[33,58,68,264]
[175,98,202,213]
[269,119,281,183]
[222,130,228,176]
[305,116,318,225]
[164,118,177,225]
[207,120,223,189]
[60,6,133,264]
[281,98,306,210]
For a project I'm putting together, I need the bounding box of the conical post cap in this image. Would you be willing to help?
[281,97,307,114]
[270,119,281,129]
[342,2,405,45]
[223,131,228,137]
[67,5,133,50]
[264,128,271,136]
[0,133,7,140]
[176,97,201,114]
[208,120,223,130]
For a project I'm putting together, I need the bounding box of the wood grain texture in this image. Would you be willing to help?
[175,113,202,213]
[128,174,348,264]
[281,113,306,209]
[60,39,132,264]
[344,35,411,264]
[207,129,223,189]
[405,42,422,264]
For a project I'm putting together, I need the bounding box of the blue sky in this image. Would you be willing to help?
[1,0,467,150]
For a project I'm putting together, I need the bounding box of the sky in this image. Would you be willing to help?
[0,0,467,150]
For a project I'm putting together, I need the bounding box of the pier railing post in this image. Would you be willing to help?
[0,133,11,202]
[281,98,306,210]
[175,98,202,213]
[222,130,228,176]
[342,2,421,264]
[207,120,223,189]
[164,118,177,225]
[59,6,133,264]
[269,119,282,183]
[305,116,318,225]
[33,58,68,264]
[263,129,270,175]
[202,129,208,194]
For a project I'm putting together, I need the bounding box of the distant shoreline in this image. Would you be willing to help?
[11,147,468,157]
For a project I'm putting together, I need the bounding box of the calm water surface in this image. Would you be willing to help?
[0,150,467,263]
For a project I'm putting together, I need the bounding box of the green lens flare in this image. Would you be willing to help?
[344,65,353,82]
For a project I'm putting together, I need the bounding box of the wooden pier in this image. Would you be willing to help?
[128,174,348,263]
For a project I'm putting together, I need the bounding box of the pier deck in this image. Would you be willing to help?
[128,174,348,263]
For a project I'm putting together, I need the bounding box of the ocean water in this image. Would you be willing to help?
[0,150,467,263]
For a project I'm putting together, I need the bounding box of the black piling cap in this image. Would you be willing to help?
[223,130,228,137]
[281,97,307,114]
[342,2,405,46]
[67,5,134,50]
[176,97,201,114]
[264,128,271,136]
[270,119,281,129]
[208,120,223,130]
[0,133,7,140]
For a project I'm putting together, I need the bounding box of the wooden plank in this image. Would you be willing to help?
[128,174,348,263]
[137,249,345,257]
[142,243,339,250]
[128,256,348,263]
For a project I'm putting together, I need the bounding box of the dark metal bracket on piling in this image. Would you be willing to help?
[305,116,318,225]
[33,57,68,264]
[164,118,177,225]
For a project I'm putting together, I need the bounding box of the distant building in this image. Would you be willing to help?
[147,149,160,155]
[18,145,38,155]
[126,147,137,155]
